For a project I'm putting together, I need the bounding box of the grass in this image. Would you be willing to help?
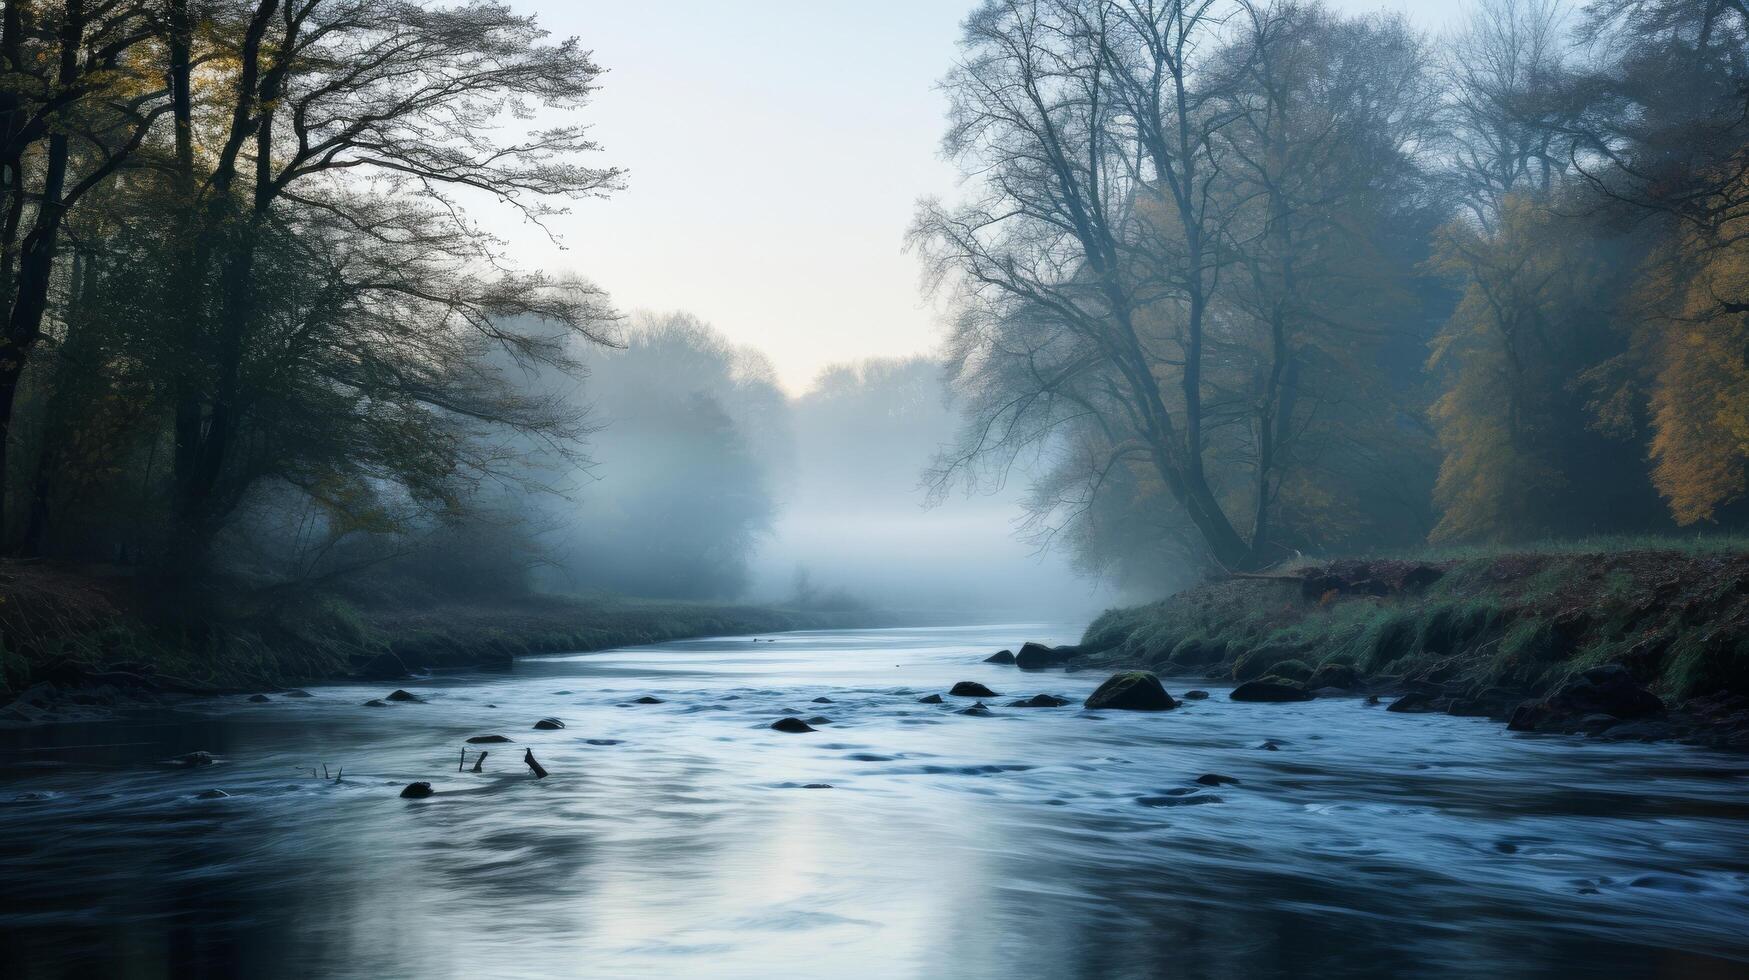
[0,563,872,697]
[1080,542,1749,704]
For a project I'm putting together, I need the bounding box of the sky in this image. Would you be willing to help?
[508,1,1464,393]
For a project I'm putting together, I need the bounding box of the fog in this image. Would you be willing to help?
[516,313,1110,619]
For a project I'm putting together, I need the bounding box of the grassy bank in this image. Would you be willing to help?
[1080,541,1749,711]
[0,562,868,703]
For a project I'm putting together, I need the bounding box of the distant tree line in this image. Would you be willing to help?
[0,0,621,588]
[917,0,1749,579]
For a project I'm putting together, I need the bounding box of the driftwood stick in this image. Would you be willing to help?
[524,749,548,779]
[472,751,487,773]
[458,748,467,772]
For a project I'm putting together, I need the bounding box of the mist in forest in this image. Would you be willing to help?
[511,313,1107,618]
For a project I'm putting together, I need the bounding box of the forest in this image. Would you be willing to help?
[1,0,1749,618]
[919,0,1749,588]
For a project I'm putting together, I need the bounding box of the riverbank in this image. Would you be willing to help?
[1073,544,1749,750]
[0,562,871,724]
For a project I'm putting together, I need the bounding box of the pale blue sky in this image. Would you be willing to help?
[510,1,1463,392]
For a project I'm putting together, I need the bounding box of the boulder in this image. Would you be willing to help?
[1195,773,1240,786]
[1084,672,1179,711]
[1016,642,1080,670]
[1006,694,1071,707]
[958,702,994,716]
[770,717,815,733]
[283,689,314,698]
[466,734,512,744]
[632,696,665,705]
[812,697,834,703]
[1230,679,1314,703]
[399,781,435,799]
[984,650,1016,664]
[1548,664,1665,720]
[1509,664,1665,733]
[950,681,1000,698]
[917,694,944,704]
[1386,693,1442,713]
[194,789,230,799]
[362,699,390,707]
[1180,690,1210,700]
[385,689,424,703]
[532,717,565,730]
[247,694,271,703]
[1007,693,1070,707]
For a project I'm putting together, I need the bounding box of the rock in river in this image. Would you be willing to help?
[984,650,1016,664]
[917,694,944,704]
[950,681,1000,698]
[532,718,565,730]
[247,694,271,703]
[1006,694,1071,707]
[399,782,435,799]
[1016,642,1079,670]
[1195,773,1240,786]
[1181,690,1210,700]
[1509,664,1666,733]
[770,717,816,733]
[1084,672,1179,711]
[385,689,424,703]
[467,734,513,744]
[958,702,994,716]
[632,696,665,705]
[1387,693,1443,714]
[1230,679,1314,703]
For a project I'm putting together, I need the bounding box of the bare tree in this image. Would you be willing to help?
[914,0,1263,570]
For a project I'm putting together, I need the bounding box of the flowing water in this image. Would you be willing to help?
[1,624,1747,979]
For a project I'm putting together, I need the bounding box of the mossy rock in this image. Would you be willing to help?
[1269,659,1313,682]
[1084,671,1179,711]
[1231,677,1315,702]
[1233,643,1302,681]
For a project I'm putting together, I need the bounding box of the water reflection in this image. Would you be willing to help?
[1,625,1747,978]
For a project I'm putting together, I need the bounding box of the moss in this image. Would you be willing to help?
[1269,659,1313,682]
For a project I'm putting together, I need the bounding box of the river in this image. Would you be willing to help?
[1,624,1747,978]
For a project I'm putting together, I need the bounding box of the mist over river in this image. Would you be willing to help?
[2,625,1747,978]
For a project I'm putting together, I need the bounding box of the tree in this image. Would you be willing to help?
[0,0,166,541]
[147,0,624,572]
[918,0,1441,573]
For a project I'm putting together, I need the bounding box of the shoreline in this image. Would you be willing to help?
[1053,549,1749,752]
[0,565,883,726]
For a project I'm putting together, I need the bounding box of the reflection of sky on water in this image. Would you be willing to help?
[2,625,1747,977]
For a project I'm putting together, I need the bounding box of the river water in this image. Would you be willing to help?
[1,624,1747,978]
